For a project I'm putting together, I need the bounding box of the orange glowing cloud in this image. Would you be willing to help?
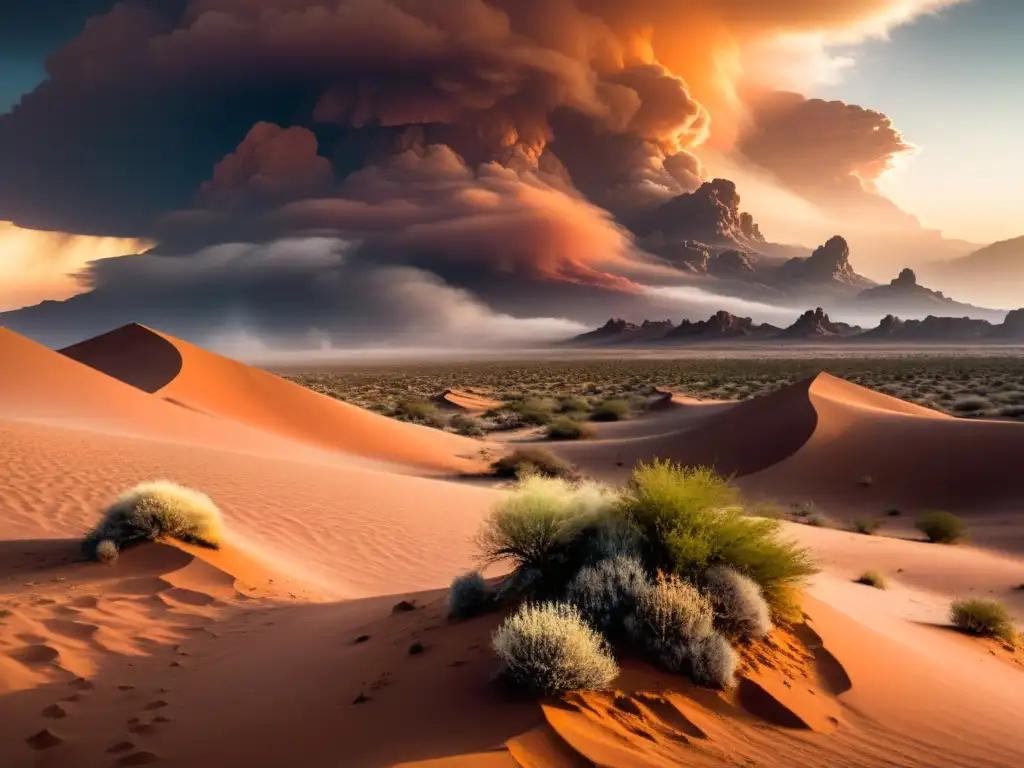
[0,222,153,311]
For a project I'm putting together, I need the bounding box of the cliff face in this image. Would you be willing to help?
[775,236,870,287]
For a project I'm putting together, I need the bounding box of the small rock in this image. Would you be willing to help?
[354,634,371,644]
[392,600,417,613]
[352,692,371,705]
[408,642,425,656]
[41,704,68,719]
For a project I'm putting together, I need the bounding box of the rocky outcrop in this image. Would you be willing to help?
[775,236,870,286]
[779,307,861,338]
[709,250,757,277]
[568,318,676,345]
[664,311,779,340]
[991,308,1024,338]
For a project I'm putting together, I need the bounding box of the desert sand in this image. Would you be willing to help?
[2,324,1022,767]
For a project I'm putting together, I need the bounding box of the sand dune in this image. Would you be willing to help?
[61,324,488,474]
[2,323,1023,766]
[433,389,503,413]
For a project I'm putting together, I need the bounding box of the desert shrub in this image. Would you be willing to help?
[566,555,649,637]
[83,481,223,560]
[546,417,595,441]
[450,413,486,437]
[687,633,738,689]
[950,598,1016,643]
[558,396,591,414]
[448,571,491,619]
[702,565,772,640]
[510,398,557,426]
[492,602,619,695]
[627,573,715,654]
[476,476,617,591]
[855,570,887,589]
[590,398,632,422]
[851,518,883,535]
[94,539,119,564]
[617,461,817,614]
[951,395,989,413]
[915,511,966,544]
[577,516,644,565]
[394,399,445,427]
[491,447,578,480]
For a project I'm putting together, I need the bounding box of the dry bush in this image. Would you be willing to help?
[590,398,631,422]
[702,565,772,640]
[83,481,223,561]
[492,602,619,695]
[546,417,596,441]
[851,518,883,535]
[950,598,1016,643]
[855,570,887,589]
[491,447,578,480]
[448,571,491,619]
[476,476,617,589]
[915,511,966,544]
[566,555,649,637]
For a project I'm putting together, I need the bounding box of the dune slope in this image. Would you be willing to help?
[61,324,487,474]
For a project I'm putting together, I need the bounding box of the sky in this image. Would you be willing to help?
[811,0,1024,244]
[3,2,1020,248]
[0,0,1021,342]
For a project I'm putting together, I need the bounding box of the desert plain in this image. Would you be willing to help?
[1,323,1022,768]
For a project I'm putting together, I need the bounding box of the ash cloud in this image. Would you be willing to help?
[0,0,966,346]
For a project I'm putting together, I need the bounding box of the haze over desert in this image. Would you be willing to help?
[2,1,1024,766]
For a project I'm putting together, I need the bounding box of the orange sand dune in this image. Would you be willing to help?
[745,372,1024,513]
[558,372,1024,516]
[434,389,503,413]
[554,377,819,481]
[61,324,487,474]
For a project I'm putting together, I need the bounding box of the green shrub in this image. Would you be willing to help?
[83,481,223,560]
[558,396,591,414]
[491,447,578,480]
[510,398,557,426]
[394,399,445,427]
[590,398,631,422]
[950,598,1016,643]
[448,571,491,619]
[617,461,817,614]
[566,555,648,638]
[476,476,617,588]
[915,511,966,544]
[546,417,595,441]
[492,602,619,695]
[702,565,772,640]
[851,518,883,535]
[855,570,887,589]
[450,413,486,437]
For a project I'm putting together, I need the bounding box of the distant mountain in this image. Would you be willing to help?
[856,268,1005,322]
[920,235,1024,307]
[663,311,780,341]
[566,306,1024,346]
[777,307,861,338]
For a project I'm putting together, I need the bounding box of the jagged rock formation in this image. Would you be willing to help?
[775,236,871,286]
[568,318,677,345]
[778,307,861,338]
[990,308,1024,339]
[859,314,993,341]
[663,311,779,340]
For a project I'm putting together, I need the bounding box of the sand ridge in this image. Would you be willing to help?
[61,324,490,474]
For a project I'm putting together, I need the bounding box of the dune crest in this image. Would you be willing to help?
[434,389,503,413]
[61,324,488,473]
